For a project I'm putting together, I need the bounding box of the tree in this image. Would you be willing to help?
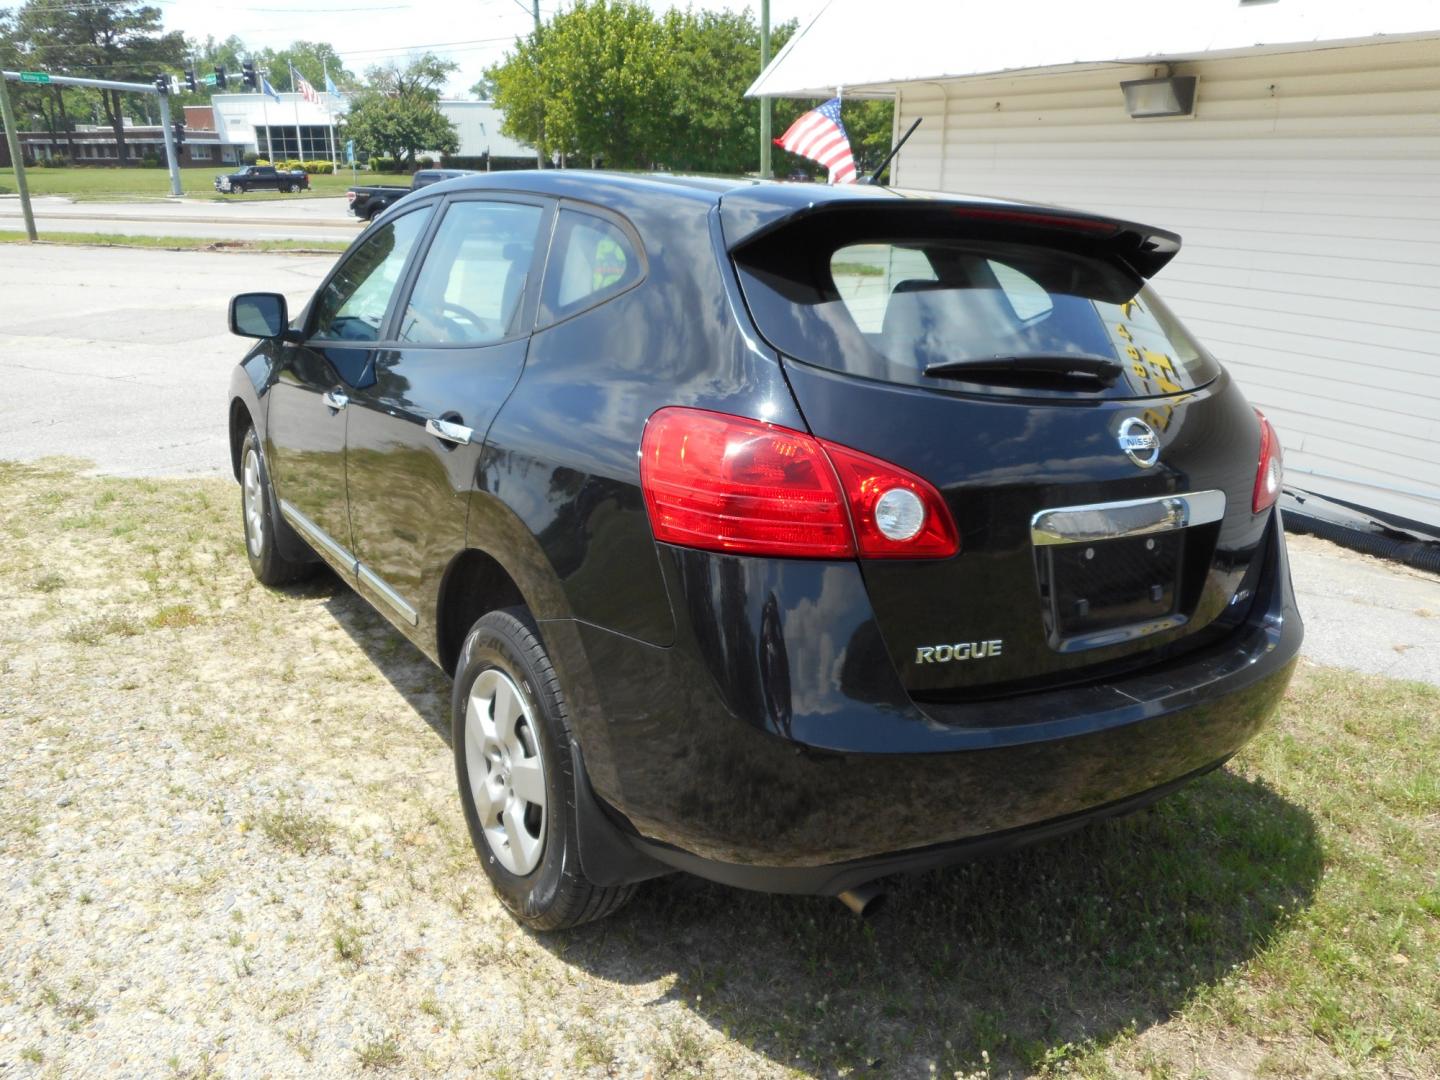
[468,75,497,101]
[346,53,458,165]
[488,0,673,169]
[658,11,797,174]
[264,40,354,94]
[15,0,185,164]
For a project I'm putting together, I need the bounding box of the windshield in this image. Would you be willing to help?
[736,226,1219,399]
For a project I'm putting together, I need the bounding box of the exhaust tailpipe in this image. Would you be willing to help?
[837,882,886,918]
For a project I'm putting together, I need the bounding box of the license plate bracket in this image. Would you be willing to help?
[1038,531,1185,651]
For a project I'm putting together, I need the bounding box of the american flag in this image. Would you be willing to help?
[774,97,857,185]
[294,69,318,104]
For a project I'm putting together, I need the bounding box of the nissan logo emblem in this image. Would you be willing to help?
[1117,417,1160,468]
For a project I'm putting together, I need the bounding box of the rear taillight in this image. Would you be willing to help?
[1253,409,1282,514]
[640,407,959,560]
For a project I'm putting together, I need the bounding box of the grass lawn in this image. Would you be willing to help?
[0,165,363,202]
[1,456,1436,1077]
[0,229,351,253]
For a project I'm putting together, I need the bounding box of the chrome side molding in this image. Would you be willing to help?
[358,564,419,626]
[1031,490,1226,547]
[279,500,418,627]
[280,499,357,572]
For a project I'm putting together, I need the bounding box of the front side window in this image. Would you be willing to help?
[540,210,643,323]
[397,201,545,345]
[310,207,433,342]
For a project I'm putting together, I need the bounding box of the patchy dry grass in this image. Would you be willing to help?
[0,456,1436,1078]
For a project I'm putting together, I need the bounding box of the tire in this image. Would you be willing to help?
[280,184,292,193]
[233,183,246,194]
[239,427,314,586]
[453,608,635,930]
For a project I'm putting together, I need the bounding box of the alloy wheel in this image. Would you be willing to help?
[465,669,547,875]
[242,446,265,558]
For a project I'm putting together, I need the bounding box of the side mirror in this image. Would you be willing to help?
[230,292,290,339]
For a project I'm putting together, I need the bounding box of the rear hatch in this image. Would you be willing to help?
[722,192,1272,700]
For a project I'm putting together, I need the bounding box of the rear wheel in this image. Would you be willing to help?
[453,609,635,930]
[280,183,292,193]
[239,427,314,586]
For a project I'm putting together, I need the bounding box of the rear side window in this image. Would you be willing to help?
[740,220,1217,400]
[397,200,544,345]
[540,210,643,324]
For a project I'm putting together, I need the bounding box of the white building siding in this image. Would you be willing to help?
[890,39,1440,528]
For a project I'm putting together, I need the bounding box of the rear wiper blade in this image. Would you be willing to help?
[923,353,1124,384]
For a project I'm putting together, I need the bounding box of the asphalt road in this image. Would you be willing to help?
[3,244,1436,687]
[0,194,362,243]
[1,243,334,476]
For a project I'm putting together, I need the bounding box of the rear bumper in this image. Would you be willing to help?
[549,512,1301,886]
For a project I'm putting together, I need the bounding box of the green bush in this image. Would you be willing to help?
[371,156,400,173]
[301,160,335,174]
[417,156,435,169]
[243,152,260,165]
[141,154,162,168]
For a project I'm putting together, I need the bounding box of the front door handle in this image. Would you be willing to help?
[425,417,474,446]
[321,389,349,411]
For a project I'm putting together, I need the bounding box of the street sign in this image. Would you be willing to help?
[203,73,218,87]
[19,71,51,84]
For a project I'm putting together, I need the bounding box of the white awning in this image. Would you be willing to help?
[747,0,1440,98]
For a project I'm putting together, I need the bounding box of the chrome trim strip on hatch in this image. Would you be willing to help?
[357,564,419,626]
[279,499,358,573]
[1030,490,1226,547]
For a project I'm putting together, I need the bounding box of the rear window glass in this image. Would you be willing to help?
[739,228,1217,399]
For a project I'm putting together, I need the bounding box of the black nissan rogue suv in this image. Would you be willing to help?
[227,172,1302,929]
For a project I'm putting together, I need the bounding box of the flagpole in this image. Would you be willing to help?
[290,64,304,163]
[259,78,270,161]
[322,60,337,165]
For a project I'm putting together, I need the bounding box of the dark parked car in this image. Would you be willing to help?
[226,172,1301,929]
[213,164,310,194]
[347,169,477,220]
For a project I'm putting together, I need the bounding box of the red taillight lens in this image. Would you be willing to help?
[640,408,853,557]
[1253,408,1283,514]
[819,439,959,558]
[640,407,960,560]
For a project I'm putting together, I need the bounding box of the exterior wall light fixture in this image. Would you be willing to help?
[1121,76,1198,118]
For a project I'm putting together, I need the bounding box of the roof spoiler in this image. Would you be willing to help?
[719,190,1183,279]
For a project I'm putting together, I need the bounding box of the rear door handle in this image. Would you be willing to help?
[425,417,474,446]
[321,390,349,411]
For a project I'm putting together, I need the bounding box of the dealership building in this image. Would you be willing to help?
[208,93,533,164]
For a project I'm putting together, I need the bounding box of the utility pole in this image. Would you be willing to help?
[759,0,771,178]
[532,0,544,168]
[0,71,38,240]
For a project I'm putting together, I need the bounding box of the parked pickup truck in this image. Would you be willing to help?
[347,169,475,220]
[214,165,311,195]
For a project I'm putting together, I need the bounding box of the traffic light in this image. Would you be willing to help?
[172,122,185,148]
[153,74,169,95]
[241,60,257,90]
[215,65,227,90]
[184,66,197,93]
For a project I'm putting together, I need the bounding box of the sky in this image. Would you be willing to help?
[156,0,828,97]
